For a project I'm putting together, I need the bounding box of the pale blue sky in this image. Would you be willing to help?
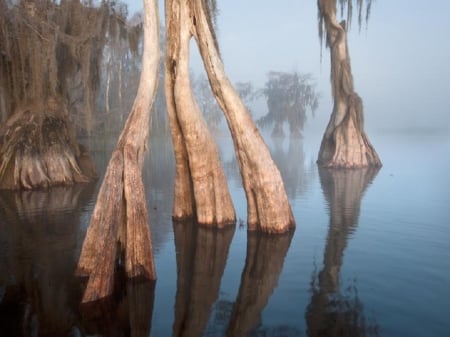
[128,0,450,132]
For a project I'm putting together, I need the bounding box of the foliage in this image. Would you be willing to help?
[257,71,319,138]
[318,0,374,48]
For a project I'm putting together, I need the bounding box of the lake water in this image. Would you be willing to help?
[0,129,449,337]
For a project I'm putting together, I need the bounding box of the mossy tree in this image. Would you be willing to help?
[317,0,381,168]
[0,0,138,189]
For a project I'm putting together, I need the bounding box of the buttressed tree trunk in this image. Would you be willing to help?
[190,0,295,233]
[0,99,97,189]
[76,0,160,303]
[317,0,381,168]
[165,0,235,227]
[0,0,134,189]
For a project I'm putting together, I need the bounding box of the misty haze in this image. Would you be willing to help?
[0,1,449,337]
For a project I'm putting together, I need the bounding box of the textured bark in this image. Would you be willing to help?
[317,0,381,168]
[165,0,235,227]
[172,221,234,337]
[190,0,295,233]
[227,231,293,336]
[0,100,97,190]
[76,0,159,302]
[306,167,380,337]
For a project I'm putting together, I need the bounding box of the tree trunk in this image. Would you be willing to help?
[165,0,235,227]
[317,0,381,168]
[190,0,295,233]
[0,99,97,190]
[76,0,159,303]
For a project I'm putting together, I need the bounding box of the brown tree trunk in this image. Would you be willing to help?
[0,99,97,190]
[75,0,159,303]
[317,0,381,168]
[190,0,295,233]
[165,0,235,227]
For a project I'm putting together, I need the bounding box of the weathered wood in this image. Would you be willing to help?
[165,0,236,227]
[191,0,295,233]
[76,0,160,302]
[77,151,124,301]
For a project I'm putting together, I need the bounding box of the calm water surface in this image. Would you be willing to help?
[0,130,449,337]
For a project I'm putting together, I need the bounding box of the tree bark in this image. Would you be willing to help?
[190,0,295,233]
[76,0,159,302]
[317,0,381,168]
[165,0,235,227]
[0,100,97,190]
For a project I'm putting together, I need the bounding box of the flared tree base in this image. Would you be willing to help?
[317,104,382,168]
[0,106,97,190]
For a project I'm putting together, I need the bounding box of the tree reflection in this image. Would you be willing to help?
[81,279,156,337]
[0,185,92,336]
[227,231,294,337]
[173,221,235,337]
[0,185,156,337]
[271,137,316,200]
[306,167,380,337]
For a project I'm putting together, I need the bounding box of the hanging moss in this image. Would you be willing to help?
[0,0,139,189]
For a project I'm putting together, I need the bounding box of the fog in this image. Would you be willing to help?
[128,0,450,134]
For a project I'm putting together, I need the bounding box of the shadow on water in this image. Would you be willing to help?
[0,184,156,337]
[306,167,381,337]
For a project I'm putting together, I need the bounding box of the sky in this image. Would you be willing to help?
[128,0,450,132]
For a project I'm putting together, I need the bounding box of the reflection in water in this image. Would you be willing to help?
[173,221,235,337]
[227,231,294,337]
[306,167,380,337]
[81,279,155,337]
[0,185,95,336]
[0,185,156,337]
[271,137,316,200]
